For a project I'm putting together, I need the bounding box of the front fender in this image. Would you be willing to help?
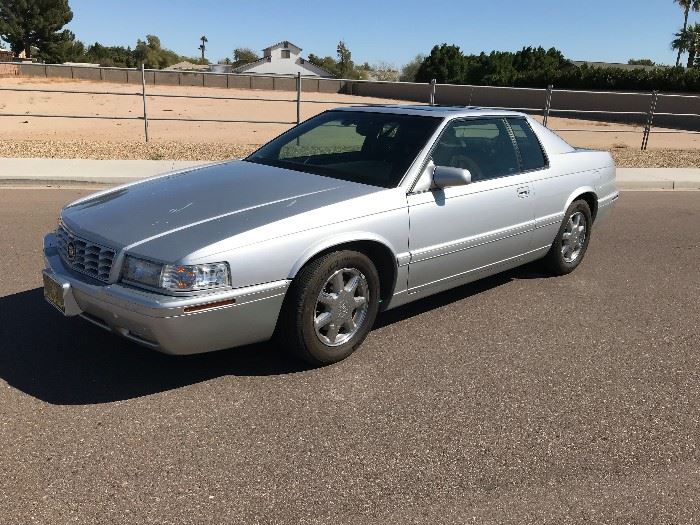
[288,231,399,278]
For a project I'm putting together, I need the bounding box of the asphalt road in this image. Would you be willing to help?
[0,189,698,524]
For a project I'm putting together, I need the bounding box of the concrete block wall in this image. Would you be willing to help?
[347,81,428,102]
[0,63,19,77]
[72,67,103,82]
[272,76,297,91]
[227,75,251,89]
[126,69,155,85]
[154,71,180,86]
[102,68,128,83]
[300,78,319,92]
[45,65,72,79]
[180,72,204,87]
[250,76,274,91]
[18,63,46,77]
[318,79,343,94]
[204,74,227,89]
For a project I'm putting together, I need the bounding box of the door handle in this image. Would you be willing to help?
[517,186,530,198]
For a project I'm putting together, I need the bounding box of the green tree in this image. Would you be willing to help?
[370,61,399,81]
[85,42,135,68]
[232,47,259,68]
[38,29,85,63]
[307,53,339,76]
[628,58,656,66]
[400,54,425,82]
[336,40,354,78]
[673,0,700,66]
[0,0,73,60]
[134,35,181,69]
[415,44,466,84]
[673,23,700,67]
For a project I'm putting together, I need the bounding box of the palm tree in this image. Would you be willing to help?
[672,23,700,68]
[673,0,700,65]
[199,35,208,61]
[687,24,700,67]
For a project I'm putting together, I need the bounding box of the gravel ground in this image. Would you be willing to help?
[610,147,700,168]
[0,140,697,168]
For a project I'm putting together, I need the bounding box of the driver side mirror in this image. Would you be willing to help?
[432,165,472,189]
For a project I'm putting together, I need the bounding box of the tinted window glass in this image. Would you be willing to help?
[507,118,547,171]
[247,111,441,188]
[431,118,519,182]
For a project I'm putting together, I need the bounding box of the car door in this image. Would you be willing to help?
[406,117,536,296]
[505,117,557,252]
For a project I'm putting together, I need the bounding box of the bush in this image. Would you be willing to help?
[416,44,700,92]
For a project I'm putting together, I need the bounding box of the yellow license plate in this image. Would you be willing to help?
[43,273,65,314]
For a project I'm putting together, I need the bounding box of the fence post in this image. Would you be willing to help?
[141,64,149,143]
[429,79,436,106]
[296,72,301,125]
[641,90,658,151]
[543,84,553,127]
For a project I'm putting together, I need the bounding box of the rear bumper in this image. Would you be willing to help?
[43,233,290,355]
[596,190,619,225]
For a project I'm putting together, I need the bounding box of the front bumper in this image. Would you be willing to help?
[43,233,291,355]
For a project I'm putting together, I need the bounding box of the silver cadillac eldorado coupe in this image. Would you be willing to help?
[43,105,618,364]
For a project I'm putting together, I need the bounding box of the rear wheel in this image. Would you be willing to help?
[542,199,592,275]
[276,250,380,365]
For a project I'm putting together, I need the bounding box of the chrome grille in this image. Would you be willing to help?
[56,225,116,282]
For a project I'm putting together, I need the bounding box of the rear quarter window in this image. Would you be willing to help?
[507,118,547,171]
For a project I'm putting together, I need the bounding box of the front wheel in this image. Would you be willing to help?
[542,199,592,275]
[276,250,380,365]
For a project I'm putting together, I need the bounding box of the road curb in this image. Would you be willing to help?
[0,159,698,190]
[615,168,700,191]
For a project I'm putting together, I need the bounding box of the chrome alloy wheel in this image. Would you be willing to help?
[561,211,587,263]
[314,268,370,347]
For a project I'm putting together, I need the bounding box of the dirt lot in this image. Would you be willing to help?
[0,77,698,166]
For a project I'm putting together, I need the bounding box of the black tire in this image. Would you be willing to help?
[275,250,381,366]
[542,199,592,275]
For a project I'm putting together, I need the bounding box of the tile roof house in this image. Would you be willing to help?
[164,61,211,72]
[233,41,333,77]
[0,49,15,62]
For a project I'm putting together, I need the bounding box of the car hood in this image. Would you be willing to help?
[61,160,382,257]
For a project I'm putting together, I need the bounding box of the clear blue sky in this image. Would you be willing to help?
[64,0,695,67]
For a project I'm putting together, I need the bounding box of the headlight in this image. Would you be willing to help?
[122,257,231,293]
[161,262,231,292]
[122,256,163,288]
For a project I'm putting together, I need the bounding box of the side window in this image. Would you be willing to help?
[507,118,547,171]
[431,118,520,181]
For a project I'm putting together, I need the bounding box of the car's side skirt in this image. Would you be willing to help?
[384,245,550,310]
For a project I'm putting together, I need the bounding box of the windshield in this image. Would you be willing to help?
[245,110,442,188]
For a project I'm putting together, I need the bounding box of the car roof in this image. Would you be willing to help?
[331,104,528,119]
